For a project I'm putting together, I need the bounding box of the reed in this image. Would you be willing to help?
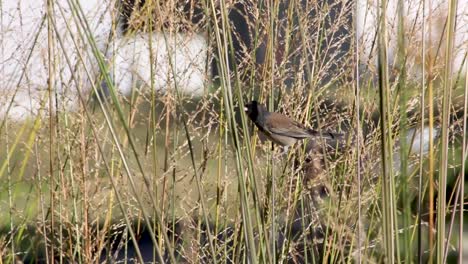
[0,0,465,263]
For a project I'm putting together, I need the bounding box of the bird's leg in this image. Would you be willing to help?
[271,146,288,161]
[279,146,289,156]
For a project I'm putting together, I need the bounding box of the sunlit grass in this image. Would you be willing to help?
[0,0,467,262]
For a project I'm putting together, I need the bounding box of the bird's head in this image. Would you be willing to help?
[244,100,263,121]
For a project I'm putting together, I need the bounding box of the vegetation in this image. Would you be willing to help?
[0,0,466,263]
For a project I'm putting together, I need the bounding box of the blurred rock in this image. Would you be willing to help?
[107,32,209,97]
[0,0,115,120]
[357,0,467,79]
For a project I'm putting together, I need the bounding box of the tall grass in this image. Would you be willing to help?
[0,0,466,263]
[437,0,457,262]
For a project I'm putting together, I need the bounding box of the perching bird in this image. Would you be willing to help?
[244,100,345,153]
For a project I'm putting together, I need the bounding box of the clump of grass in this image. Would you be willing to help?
[0,0,466,263]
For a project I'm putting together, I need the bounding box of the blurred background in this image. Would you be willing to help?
[0,0,466,262]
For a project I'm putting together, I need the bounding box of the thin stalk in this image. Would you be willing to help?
[427,0,436,259]
[214,98,225,258]
[46,0,56,261]
[460,61,467,264]
[354,0,362,260]
[437,0,457,262]
[0,0,15,258]
[35,139,50,264]
[142,2,165,258]
[377,0,396,261]
[56,108,64,264]
[445,172,463,262]
[267,0,280,261]
[417,0,426,263]
[396,0,411,261]
[6,121,14,263]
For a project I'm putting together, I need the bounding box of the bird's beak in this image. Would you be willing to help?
[244,106,248,112]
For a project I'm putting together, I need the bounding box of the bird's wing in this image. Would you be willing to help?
[264,113,312,139]
[264,112,350,149]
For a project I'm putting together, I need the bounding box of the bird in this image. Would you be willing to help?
[244,100,345,154]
